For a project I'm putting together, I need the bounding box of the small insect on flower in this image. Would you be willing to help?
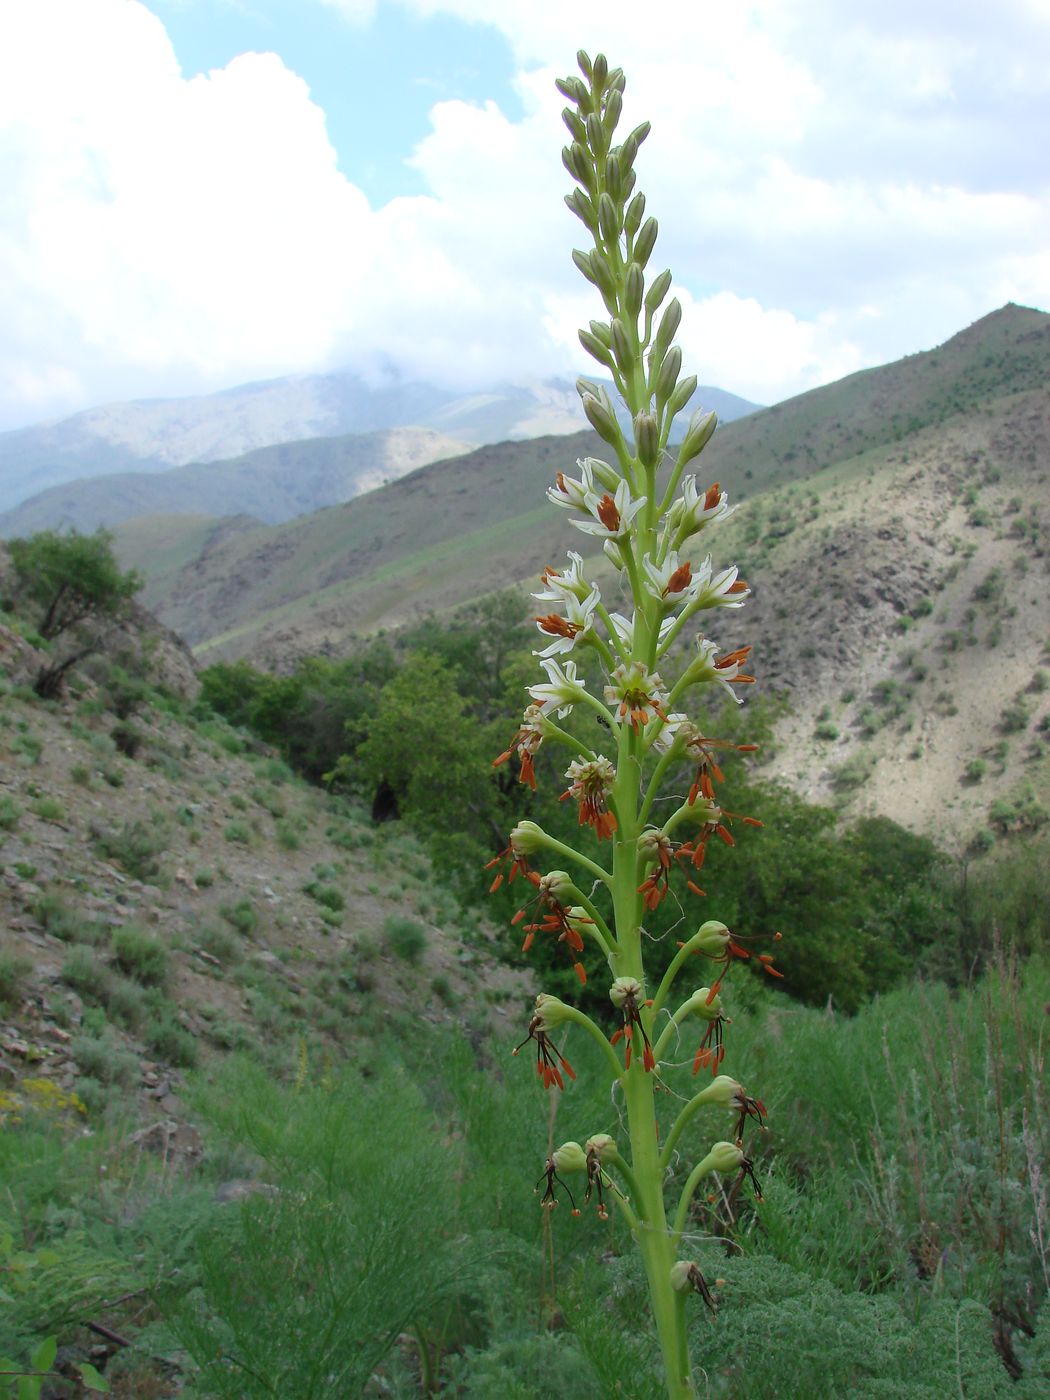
[514,1011,577,1091]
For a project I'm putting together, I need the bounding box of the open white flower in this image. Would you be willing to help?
[534,584,601,657]
[669,476,735,544]
[529,657,589,718]
[533,551,593,604]
[572,478,647,540]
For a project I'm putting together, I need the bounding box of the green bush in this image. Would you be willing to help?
[0,952,31,1009]
[222,900,258,937]
[223,821,252,845]
[111,925,169,987]
[384,915,427,964]
[94,820,164,880]
[0,794,22,830]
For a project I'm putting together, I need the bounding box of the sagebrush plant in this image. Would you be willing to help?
[490,51,780,1397]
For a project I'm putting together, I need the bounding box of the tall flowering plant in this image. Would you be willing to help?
[490,51,782,1398]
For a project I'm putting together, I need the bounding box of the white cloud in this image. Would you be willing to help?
[0,0,1047,431]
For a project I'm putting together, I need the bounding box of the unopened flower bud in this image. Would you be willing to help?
[634,413,659,468]
[678,408,718,465]
[634,215,658,267]
[624,261,644,319]
[667,374,698,417]
[654,297,682,353]
[586,112,605,155]
[624,193,645,239]
[585,1133,617,1162]
[670,1260,696,1294]
[605,151,623,202]
[590,52,607,89]
[598,192,620,241]
[582,394,621,446]
[564,189,598,233]
[552,1140,587,1174]
[610,318,633,375]
[655,346,682,406]
[604,539,624,570]
[581,455,620,489]
[579,328,615,369]
[576,49,593,80]
[602,88,622,136]
[572,248,598,286]
[645,268,672,313]
[563,106,587,142]
[610,975,643,1009]
[539,870,574,899]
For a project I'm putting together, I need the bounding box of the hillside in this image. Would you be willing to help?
[0,426,471,535]
[0,368,760,515]
[0,623,527,1126]
[112,304,1049,847]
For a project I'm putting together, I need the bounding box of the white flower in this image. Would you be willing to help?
[642,550,697,607]
[603,662,670,733]
[529,657,588,718]
[651,711,692,754]
[690,557,750,610]
[533,584,601,657]
[572,478,647,540]
[546,457,619,512]
[680,639,755,703]
[669,476,735,543]
[608,611,675,655]
[533,551,593,604]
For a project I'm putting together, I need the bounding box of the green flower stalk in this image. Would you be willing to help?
[491,50,785,1398]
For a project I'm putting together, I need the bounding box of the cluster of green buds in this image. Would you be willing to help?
[490,51,785,1399]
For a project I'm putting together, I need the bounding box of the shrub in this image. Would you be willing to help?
[814,721,839,741]
[275,819,301,851]
[304,883,345,913]
[110,720,143,758]
[224,821,252,845]
[30,796,65,822]
[70,1028,138,1087]
[94,820,163,880]
[222,901,258,937]
[0,795,21,830]
[111,924,169,986]
[829,749,877,792]
[0,952,31,1009]
[33,892,101,944]
[61,946,113,1002]
[146,1015,198,1068]
[965,758,987,783]
[384,915,427,964]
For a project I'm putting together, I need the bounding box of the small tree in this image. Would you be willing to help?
[7,529,141,697]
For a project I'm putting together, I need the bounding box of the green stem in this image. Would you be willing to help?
[539,833,612,888]
[559,1004,624,1082]
[659,1083,725,1170]
[672,1151,718,1241]
[652,931,708,1018]
[559,883,616,959]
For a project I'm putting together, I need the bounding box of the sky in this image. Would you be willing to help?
[0,0,1047,432]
